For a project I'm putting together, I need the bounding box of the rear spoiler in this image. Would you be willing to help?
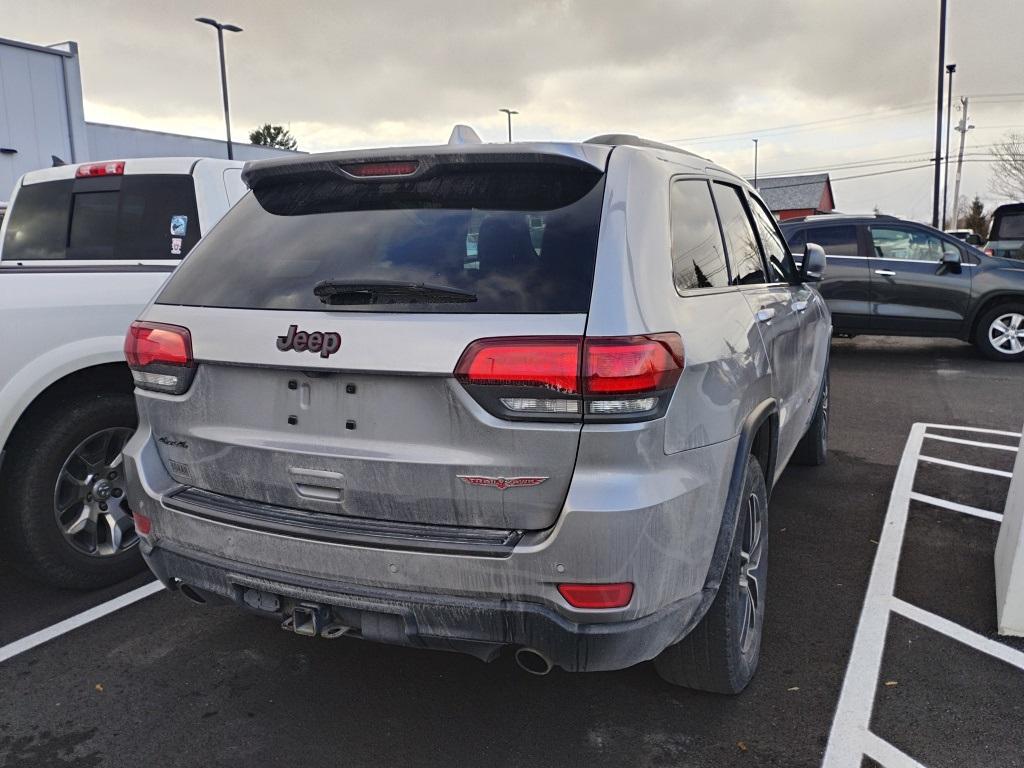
[240,144,609,192]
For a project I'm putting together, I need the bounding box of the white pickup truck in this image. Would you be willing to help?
[0,157,244,588]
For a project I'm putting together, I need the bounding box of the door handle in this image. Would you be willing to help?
[792,300,808,313]
[874,269,896,277]
[756,307,776,323]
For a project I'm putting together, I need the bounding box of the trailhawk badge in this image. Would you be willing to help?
[458,475,548,490]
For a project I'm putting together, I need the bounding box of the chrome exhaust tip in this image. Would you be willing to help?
[514,647,553,676]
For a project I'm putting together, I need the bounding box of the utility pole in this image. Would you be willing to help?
[752,138,759,187]
[499,108,518,142]
[931,0,948,228]
[942,63,956,230]
[952,97,974,229]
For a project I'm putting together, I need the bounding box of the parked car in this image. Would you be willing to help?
[984,202,1024,261]
[123,134,831,693]
[946,228,984,247]
[781,213,1024,361]
[0,157,245,589]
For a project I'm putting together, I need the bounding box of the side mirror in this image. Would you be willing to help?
[801,243,826,282]
[942,250,962,266]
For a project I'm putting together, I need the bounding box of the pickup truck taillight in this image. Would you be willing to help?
[124,321,196,395]
[454,333,684,422]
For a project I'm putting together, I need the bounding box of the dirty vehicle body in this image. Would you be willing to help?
[124,136,831,691]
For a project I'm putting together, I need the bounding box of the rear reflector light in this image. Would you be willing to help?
[456,337,580,393]
[558,582,634,609]
[76,161,125,178]
[124,321,195,395]
[133,511,153,536]
[341,161,419,178]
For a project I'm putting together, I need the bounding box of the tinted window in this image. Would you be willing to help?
[712,183,766,285]
[805,225,859,257]
[1,180,72,261]
[871,226,944,261]
[670,179,729,292]
[158,167,606,314]
[784,227,807,251]
[1,175,198,261]
[992,211,1024,240]
[749,195,797,282]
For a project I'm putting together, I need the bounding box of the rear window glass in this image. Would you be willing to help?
[992,210,1024,240]
[158,165,606,314]
[2,175,199,261]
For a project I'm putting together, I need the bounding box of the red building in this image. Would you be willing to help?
[748,173,836,220]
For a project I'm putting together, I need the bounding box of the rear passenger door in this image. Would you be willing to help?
[867,224,973,335]
[712,182,805,467]
[796,223,871,331]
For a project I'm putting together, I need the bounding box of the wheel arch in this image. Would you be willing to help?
[967,292,1024,342]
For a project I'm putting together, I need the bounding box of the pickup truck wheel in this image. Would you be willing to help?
[0,393,144,589]
[976,304,1024,361]
[654,455,768,693]
[791,366,829,466]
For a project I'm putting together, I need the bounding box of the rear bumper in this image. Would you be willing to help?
[143,544,706,672]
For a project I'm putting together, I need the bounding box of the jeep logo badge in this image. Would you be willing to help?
[276,325,342,358]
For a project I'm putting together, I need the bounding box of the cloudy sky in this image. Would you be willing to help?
[4,0,1023,221]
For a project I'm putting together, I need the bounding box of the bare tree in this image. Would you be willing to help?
[989,132,1024,200]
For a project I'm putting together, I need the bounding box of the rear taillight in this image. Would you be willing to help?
[984,248,994,256]
[558,582,634,609]
[454,333,683,422]
[124,321,195,395]
[76,161,124,178]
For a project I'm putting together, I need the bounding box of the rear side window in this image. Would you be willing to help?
[805,225,859,257]
[712,183,766,285]
[1,180,72,261]
[1,175,199,261]
[158,165,606,314]
[670,179,729,292]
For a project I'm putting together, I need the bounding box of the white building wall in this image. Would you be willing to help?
[86,123,300,163]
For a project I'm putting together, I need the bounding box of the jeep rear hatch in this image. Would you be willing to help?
[145,150,608,532]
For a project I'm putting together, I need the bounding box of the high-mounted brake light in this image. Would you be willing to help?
[558,582,634,609]
[341,161,419,178]
[76,161,125,178]
[454,333,684,421]
[124,321,195,395]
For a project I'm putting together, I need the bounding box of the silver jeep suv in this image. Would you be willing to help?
[123,134,831,693]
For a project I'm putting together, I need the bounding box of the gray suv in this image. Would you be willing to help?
[123,134,831,693]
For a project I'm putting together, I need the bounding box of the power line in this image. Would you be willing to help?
[755,160,996,191]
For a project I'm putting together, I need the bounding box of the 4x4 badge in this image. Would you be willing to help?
[458,475,548,490]
[276,325,342,358]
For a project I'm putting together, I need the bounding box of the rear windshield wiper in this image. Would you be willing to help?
[314,279,477,305]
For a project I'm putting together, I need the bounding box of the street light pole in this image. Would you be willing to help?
[752,138,759,187]
[952,97,974,230]
[942,63,956,230]
[931,0,948,228]
[499,108,518,142]
[196,17,243,160]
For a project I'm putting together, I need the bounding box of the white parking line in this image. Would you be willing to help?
[0,580,163,664]
[924,433,1021,452]
[917,455,1014,478]
[862,733,928,768]
[922,423,1023,438]
[909,491,1003,522]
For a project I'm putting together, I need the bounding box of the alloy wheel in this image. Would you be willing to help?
[53,427,137,557]
[988,312,1024,355]
[737,491,766,654]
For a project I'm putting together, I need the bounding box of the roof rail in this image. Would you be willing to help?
[584,134,702,158]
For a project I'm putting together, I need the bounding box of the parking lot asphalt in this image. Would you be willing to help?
[1,336,1022,768]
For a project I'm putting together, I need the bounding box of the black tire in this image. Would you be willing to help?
[0,392,144,590]
[654,455,768,693]
[791,366,829,466]
[974,303,1024,362]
